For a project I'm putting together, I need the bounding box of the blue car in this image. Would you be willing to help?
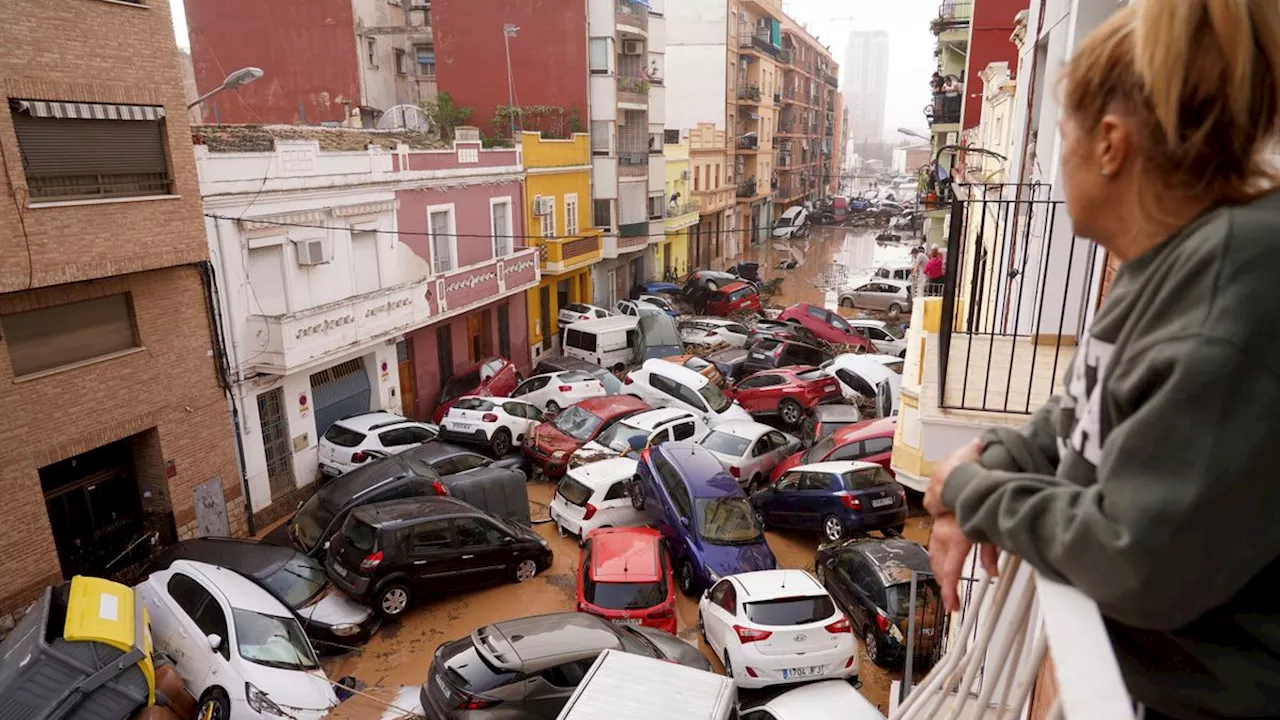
[629,442,777,596]
[751,461,907,543]
[630,281,683,300]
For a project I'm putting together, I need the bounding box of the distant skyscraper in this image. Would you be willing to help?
[844,31,890,145]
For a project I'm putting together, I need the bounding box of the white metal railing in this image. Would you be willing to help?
[892,554,1135,720]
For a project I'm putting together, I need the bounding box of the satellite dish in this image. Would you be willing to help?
[377,104,435,134]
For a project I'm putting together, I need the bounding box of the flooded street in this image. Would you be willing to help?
[321,223,934,719]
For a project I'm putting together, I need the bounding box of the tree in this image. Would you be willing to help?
[422,91,472,141]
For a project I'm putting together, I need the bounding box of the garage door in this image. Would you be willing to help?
[310,358,371,439]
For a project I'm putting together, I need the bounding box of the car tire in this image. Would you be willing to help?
[698,611,708,644]
[887,522,906,537]
[546,400,561,414]
[889,303,904,315]
[865,627,890,668]
[778,398,804,427]
[678,560,698,597]
[490,429,512,457]
[755,508,767,530]
[840,297,854,308]
[511,558,540,582]
[628,477,646,510]
[822,514,845,543]
[815,563,827,586]
[749,473,764,494]
[197,687,231,720]
[706,280,719,291]
[375,583,412,618]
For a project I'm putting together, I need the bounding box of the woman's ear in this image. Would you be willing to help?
[1096,114,1132,178]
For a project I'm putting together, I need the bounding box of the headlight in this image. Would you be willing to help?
[551,450,568,460]
[245,682,285,717]
[707,568,722,583]
[330,623,361,637]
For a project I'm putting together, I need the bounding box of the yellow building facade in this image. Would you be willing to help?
[519,132,604,362]
[660,138,699,279]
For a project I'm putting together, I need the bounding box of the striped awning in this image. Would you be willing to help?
[12,100,165,121]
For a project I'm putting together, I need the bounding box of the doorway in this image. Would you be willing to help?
[539,286,552,350]
[397,340,418,418]
[309,358,371,440]
[467,313,484,363]
[606,269,618,307]
[257,387,296,502]
[630,257,644,290]
[41,439,145,580]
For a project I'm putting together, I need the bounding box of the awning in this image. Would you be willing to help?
[11,100,165,121]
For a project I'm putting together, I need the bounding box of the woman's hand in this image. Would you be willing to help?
[929,515,1000,612]
[924,439,982,516]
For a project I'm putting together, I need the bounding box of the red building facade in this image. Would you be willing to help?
[963,0,1029,130]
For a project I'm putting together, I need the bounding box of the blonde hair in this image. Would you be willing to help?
[1063,0,1280,205]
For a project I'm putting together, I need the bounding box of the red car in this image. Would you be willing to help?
[576,527,676,635]
[770,415,897,482]
[776,303,874,351]
[523,395,650,476]
[705,281,763,317]
[725,366,843,427]
[431,357,521,423]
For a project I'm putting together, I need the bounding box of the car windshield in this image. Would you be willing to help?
[322,425,365,448]
[698,384,732,413]
[696,498,765,545]
[743,595,836,626]
[804,434,839,463]
[593,421,649,451]
[233,608,319,671]
[610,625,663,659]
[261,555,328,609]
[701,430,751,457]
[588,580,667,610]
[552,406,605,441]
[292,493,333,552]
[796,369,827,382]
[556,475,594,506]
[441,371,481,403]
[564,303,590,314]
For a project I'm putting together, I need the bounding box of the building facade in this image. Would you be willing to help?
[776,19,840,215]
[186,0,436,126]
[729,0,783,247]
[843,30,890,146]
[0,0,243,626]
[687,124,736,270]
[661,138,700,279]
[521,132,603,361]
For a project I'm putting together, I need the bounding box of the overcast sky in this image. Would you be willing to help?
[170,0,932,140]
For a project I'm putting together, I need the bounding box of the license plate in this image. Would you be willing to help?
[872,497,894,508]
[451,423,474,432]
[611,618,642,626]
[332,563,348,578]
[782,666,825,680]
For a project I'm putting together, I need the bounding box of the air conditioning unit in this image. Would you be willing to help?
[533,196,555,216]
[294,238,333,266]
[622,40,644,56]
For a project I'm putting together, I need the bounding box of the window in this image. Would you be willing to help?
[415,46,436,77]
[11,104,172,201]
[829,441,865,462]
[166,574,229,659]
[664,129,680,144]
[863,437,893,455]
[714,163,721,188]
[351,231,380,295]
[648,192,664,220]
[671,421,697,441]
[541,659,596,688]
[436,325,453,382]
[710,580,737,613]
[592,199,612,228]
[1,294,140,377]
[409,520,453,553]
[394,48,407,74]
[540,202,556,238]
[564,194,579,236]
[589,38,610,73]
[490,198,513,257]
[693,166,701,192]
[800,472,835,491]
[366,38,378,68]
[455,518,505,547]
[498,304,511,360]
[428,206,455,274]
[437,453,489,475]
[591,121,611,155]
[604,482,629,501]
[775,472,801,492]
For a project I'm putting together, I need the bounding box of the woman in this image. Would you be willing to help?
[923,248,945,284]
[923,1,1280,719]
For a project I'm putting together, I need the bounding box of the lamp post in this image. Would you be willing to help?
[188,67,264,110]
[503,24,520,139]
[897,127,930,142]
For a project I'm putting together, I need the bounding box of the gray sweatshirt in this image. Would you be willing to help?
[941,190,1280,720]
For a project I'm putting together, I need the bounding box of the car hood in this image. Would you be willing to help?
[570,441,632,468]
[633,628,713,671]
[529,424,585,454]
[298,585,373,628]
[700,538,777,577]
[713,404,752,424]
[245,666,339,712]
[770,451,804,481]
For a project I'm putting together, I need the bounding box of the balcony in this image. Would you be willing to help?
[618,151,649,177]
[736,83,763,105]
[539,231,603,275]
[615,0,648,33]
[736,134,760,151]
[664,201,700,233]
[928,93,963,127]
[617,76,649,108]
[932,0,973,40]
[782,87,796,105]
[822,71,839,88]
[738,33,781,60]
[694,186,735,214]
[778,48,795,65]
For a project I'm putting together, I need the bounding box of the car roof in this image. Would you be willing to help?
[568,457,639,485]
[717,281,753,293]
[399,439,479,463]
[334,411,411,433]
[683,317,738,327]
[772,365,822,379]
[781,206,804,218]
[352,496,474,527]
[848,318,888,329]
[873,278,911,288]
[831,354,895,384]
[653,443,740,497]
[576,394,650,417]
[565,315,640,332]
[788,460,881,475]
[479,613,623,671]
[317,455,422,510]
[622,407,697,430]
[639,358,710,388]
[731,569,824,600]
[589,528,663,583]
[155,538,301,579]
[535,356,608,374]
[708,420,774,440]
[843,538,933,582]
[812,404,863,421]
[170,559,293,617]
[763,680,878,719]
[832,416,897,443]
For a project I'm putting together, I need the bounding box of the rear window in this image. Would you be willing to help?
[556,476,594,506]
[560,370,595,383]
[453,398,495,412]
[886,580,940,616]
[323,425,366,448]
[586,580,667,611]
[441,371,482,403]
[842,466,896,489]
[744,595,837,626]
[702,431,750,457]
[754,340,781,355]
[564,303,591,314]
[341,514,379,553]
[442,643,519,694]
[796,369,827,382]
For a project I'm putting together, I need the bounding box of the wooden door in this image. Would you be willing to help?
[467,313,483,363]
[397,340,418,418]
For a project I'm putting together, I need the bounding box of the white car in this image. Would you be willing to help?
[438,395,544,456]
[847,319,906,357]
[865,354,905,374]
[822,354,901,418]
[570,408,710,468]
[679,318,752,349]
[738,679,883,720]
[137,560,339,720]
[318,411,437,478]
[559,302,614,326]
[624,358,752,427]
[637,294,679,316]
[773,205,810,239]
[548,457,646,540]
[699,420,800,489]
[698,569,856,690]
[837,279,913,315]
[511,370,608,413]
[616,299,669,318]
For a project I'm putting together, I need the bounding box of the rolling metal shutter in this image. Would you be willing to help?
[309,359,372,439]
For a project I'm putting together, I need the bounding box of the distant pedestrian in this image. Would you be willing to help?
[924,248,945,286]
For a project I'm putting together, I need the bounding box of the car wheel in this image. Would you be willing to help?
[887,522,906,537]
[815,563,827,586]
[755,508,767,530]
[376,583,412,618]
[778,398,804,427]
[628,477,646,510]
[490,429,512,457]
[678,560,697,597]
[706,280,719,291]
[546,400,561,414]
[840,297,854,308]
[723,651,734,679]
[889,303,904,315]
[865,627,889,668]
[514,372,525,385]
[698,611,708,643]
[822,514,844,543]
[197,687,231,720]
[512,558,539,582]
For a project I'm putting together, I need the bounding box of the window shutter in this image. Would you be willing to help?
[12,114,170,199]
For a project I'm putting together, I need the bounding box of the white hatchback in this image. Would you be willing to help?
[559,302,614,326]
[739,679,883,720]
[616,299,669,318]
[511,370,608,413]
[698,569,857,690]
[847,319,907,357]
[700,421,800,489]
[680,318,752,349]
[624,359,752,428]
[570,408,710,468]
[318,411,438,478]
[438,395,544,456]
[137,560,339,720]
[548,457,646,540]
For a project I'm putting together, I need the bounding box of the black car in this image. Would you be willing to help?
[747,318,822,348]
[533,356,625,395]
[705,348,750,383]
[145,538,379,650]
[741,338,833,376]
[325,497,552,617]
[814,538,942,668]
[800,404,864,447]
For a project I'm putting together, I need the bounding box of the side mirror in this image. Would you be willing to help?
[207,633,222,651]
[502,536,516,545]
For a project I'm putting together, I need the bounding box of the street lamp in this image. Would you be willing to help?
[897,127,930,142]
[188,67,264,110]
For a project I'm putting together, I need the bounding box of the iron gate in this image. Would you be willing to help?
[257,387,296,501]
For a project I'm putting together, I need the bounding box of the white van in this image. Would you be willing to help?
[562,316,640,369]
[557,649,737,720]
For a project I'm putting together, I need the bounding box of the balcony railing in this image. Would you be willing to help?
[540,232,602,275]
[736,135,759,151]
[738,33,781,59]
[736,179,757,198]
[616,0,649,29]
[737,84,762,103]
[617,76,650,106]
[937,184,1097,414]
[779,48,795,64]
[928,93,963,125]
[822,71,839,88]
[932,0,973,33]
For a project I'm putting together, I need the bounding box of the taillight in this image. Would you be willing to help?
[729,466,740,478]
[845,656,857,668]
[825,616,852,634]
[433,480,448,496]
[558,385,573,392]
[582,503,597,521]
[897,487,907,504]
[839,492,861,510]
[458,697,500,711]
[360,551,383,571]
[734,625,773,644]
[351,451,368,464]
[876,613,891,632]
[482,413,499,422]
[580,315,591,321]
[624,376,634,385]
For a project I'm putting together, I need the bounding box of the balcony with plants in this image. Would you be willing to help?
[615,0,649,33]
